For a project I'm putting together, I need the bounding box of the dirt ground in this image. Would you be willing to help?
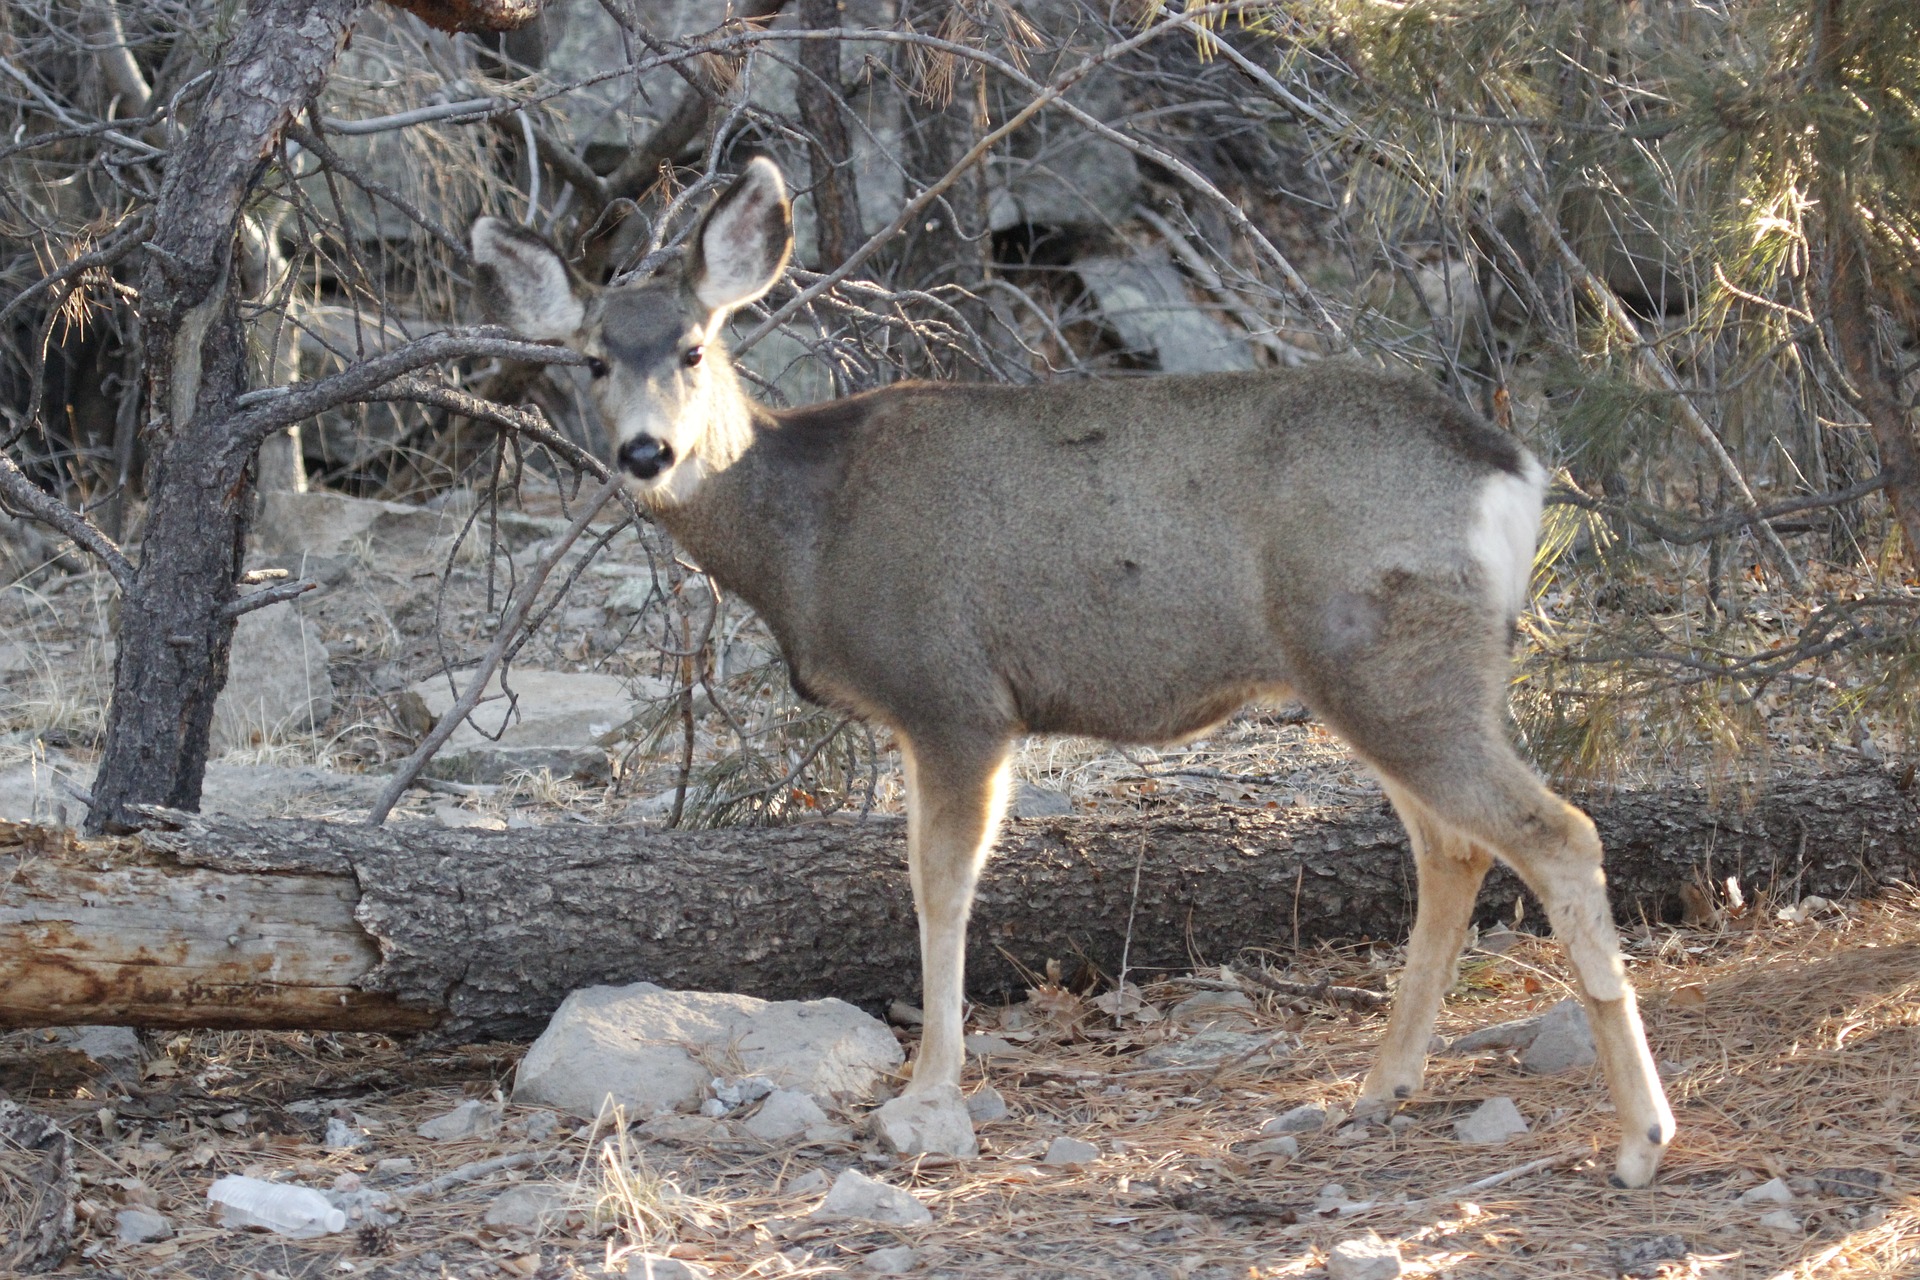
[4,886,1916,1280]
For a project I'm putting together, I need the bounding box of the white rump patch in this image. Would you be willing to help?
[1468,453,1546,619]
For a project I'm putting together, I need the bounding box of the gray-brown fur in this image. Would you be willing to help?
[468,157,1675,1188]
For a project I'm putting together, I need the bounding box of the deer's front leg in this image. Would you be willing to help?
[900,733,1012,1093]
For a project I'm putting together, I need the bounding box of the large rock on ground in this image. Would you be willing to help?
[211,603,334,754]
[410,669,643,784]
[512,981,903,1119]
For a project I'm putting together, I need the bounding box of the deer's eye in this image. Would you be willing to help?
[585,357,610,379]
[682,345,704,369]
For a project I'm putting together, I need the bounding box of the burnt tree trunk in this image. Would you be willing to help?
[88,0,365,833]
[7,764,1914,1041]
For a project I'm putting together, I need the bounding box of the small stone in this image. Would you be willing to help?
[784,1168,830,1198]
[744,1089,830,1142]
[484,1185,566,1233]
[1387,1114,1418,1133]
[1738,1177,1795,1206]
[1245,1135,1299,1161]
[965,1085,1009,1123]
[870,1085,978,1158]
[698,1098,729,1119]
[817,1168,933,1227]
[1010,782,1073,818]
[623,1255,710,1280]
[864,1245,917,1274]
[433,803,506,831]
[1169,991,1257,1026]
[373,1157,416,1177]
[520,1110,560,1143]
[1611,1234,1686,1272]
[1454,1097,1529,1145]
[115,1207,172,1244]
[1262,1104,1327,1135]
[416,1099,502,1141]
[323,1117,369,1150]
[1474,926,1522,954]
[1757,1209,1802,1234]
[1042,1136,1100,1167]
[1138,1029,1280,1068]
[963,1033,1019,1059]
[638,1114,721,1144]
[1519,1000,1597,1075]
[1814,1167,1885,1199]
[1326,1232,1403,1280]
[711,1076,777,1109]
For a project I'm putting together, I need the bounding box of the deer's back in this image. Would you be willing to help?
[768,363,1534,742]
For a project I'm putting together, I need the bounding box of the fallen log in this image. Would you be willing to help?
[1,763,1913,1040]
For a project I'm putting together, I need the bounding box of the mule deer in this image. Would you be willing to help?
[470,158,1675,1187]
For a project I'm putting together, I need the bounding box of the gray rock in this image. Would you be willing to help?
[513,981,903,1119]
[42,1026,145,1074]
[1814,1167,1885,1199]
[784,1168,831,1198]
[963,1034,1020,1060]
[211,602,334,753]
[1245,1135,1299,1161]
[0,749,89,827]
[711,1076,778,1110]
[1473,926,1523,954]
[965,1085,1009,1124]
[870,1085,978,1158]
[1611,1235,1686,1272]
[1042,1136,1099,1167]
[624,1256,711,1280]
[1327,1233,1402,1280]
[1519,999,1596,1075]
[1137,1029,1281,1069]
[416,1099,502,1142]
[115,1207,173,1244]
[744,1089,829,1143]
[1738,1177,1795,1207]
[484,1184,566,1233]
[1009,782,1072,818]
[411,669,642,784]
[1262,1104,1328,1135]
[1453,1097,1529,1145]
[1169,990,1256,1027]
[323,1117,369,1150]
[198,764,383,818]
[1757,1209,1802,1233]
[818,1168,932,1227]
[1074,249,1256,374]
[864,1244,917,1274]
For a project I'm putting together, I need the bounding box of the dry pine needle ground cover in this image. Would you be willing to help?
[3,888,1918,1280]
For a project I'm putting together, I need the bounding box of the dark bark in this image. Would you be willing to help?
[87,0,365,834]
[6,764,1913,1041]
[796,0,863,269]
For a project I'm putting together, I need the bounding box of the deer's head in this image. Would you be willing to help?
[470,158,793,502]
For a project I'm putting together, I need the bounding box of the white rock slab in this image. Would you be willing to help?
[1454,1096,1529,1145]
[870,1084,978,1158]
[513,982,902,1119]
[817,1168,932,1227]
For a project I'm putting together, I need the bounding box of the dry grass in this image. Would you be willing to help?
[3,892,1916,1279]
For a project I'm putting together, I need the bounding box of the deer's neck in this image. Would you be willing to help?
[645,386,840,651]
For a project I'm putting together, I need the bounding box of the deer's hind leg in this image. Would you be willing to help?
[899,731,1013,1093]
[1354,783,1492,1120]
[1290,584,1672,1186]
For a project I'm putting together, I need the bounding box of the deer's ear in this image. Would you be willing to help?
[470,217,587,341]
[687,158,793,314]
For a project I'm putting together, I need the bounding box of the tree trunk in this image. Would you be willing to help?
[7,764,1913,1041]
[88,0,366,833]
[797,0,863,270]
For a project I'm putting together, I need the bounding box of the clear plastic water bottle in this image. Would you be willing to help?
[207,1175,347,1238]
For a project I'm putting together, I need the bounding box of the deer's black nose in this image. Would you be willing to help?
[619,435,674,480]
